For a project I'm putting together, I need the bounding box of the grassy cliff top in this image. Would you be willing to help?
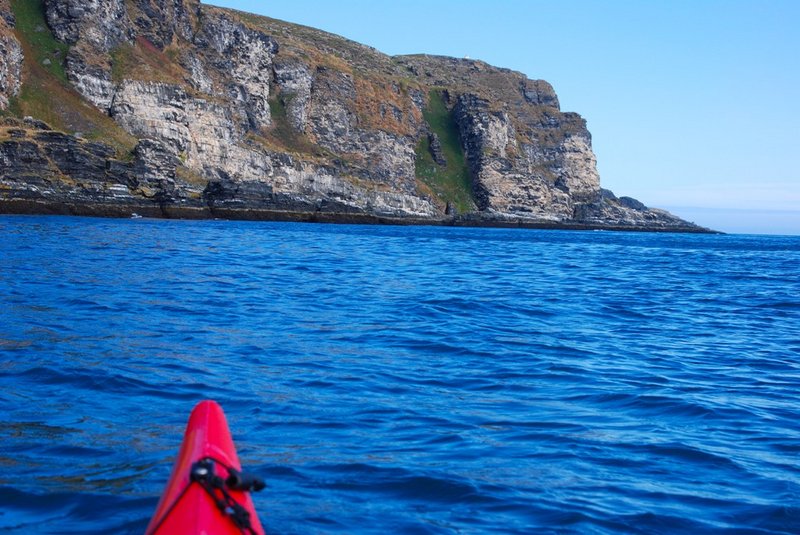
[209,3,554,107]
[208,5,402,77]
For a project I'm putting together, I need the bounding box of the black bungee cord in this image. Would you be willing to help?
[147,457,266,535]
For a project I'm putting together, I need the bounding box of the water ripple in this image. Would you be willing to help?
[1,216,799,533]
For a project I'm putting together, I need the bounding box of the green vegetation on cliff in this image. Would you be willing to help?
[110,39,186,85]
[10,0,68,82]
[415,90,475,214]
[8,0,136,155]
[259,90,339,161]
[265,91,312,153]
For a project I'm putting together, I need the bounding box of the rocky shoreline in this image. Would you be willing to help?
[0,199,715,233]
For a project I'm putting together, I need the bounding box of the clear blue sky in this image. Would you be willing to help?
[210,0,800,234]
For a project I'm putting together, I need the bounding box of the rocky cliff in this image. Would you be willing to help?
[0,0,22,110]
[0,0,707,231]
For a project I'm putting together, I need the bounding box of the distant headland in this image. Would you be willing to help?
[0,0,712,232]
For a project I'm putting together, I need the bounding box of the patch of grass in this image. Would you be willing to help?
[10,0,70,83]
[415,90,475,214]
[261,89,324,156]
[223,7,396,75]
[353,76,419,137]
[109,44,135,82]
[0,104,15,119]
[8,83,61,125]
[176,165,209,188]
[110,38,187,84]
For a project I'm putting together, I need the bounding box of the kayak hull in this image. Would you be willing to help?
[146,400,264,535]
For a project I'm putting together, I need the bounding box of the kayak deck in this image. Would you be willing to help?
[146,400,264,535]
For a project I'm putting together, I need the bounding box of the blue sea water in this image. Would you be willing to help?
[0,215,799,534]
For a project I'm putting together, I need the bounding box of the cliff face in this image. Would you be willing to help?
[0,0,22,110]
[0,0,706,231]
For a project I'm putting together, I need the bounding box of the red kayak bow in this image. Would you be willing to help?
[146,400,265,535]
